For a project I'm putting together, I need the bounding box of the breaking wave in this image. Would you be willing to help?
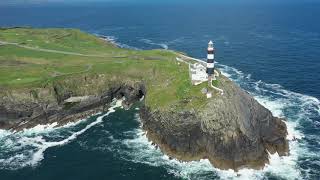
[98,63,319,179]
[96,34,141,50]
[0,60,318,179]
[97,34,186,51]
[139,38,185,50]
[0,100,123,170]
[217,63,320,179]
[140,39,169,49]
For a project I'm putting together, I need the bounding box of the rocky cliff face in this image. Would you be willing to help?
[0,72,288,171]
[140,74,289,171]
[0,82,145,131]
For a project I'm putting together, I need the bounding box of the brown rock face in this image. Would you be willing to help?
[140,74,289,171]
[0,71,288,171]
[0,82,145,131]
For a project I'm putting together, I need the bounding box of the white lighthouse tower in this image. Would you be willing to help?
[207,40,215,81]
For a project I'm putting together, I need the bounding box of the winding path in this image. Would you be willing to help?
[0,40,109,58]
[210,79,224,95]
[51,64,93,77]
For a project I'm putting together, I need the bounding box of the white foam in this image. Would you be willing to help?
[28,99,123,167]
[0,99,123,169]
[140,39,169,49]
[21,122,58,135]
[219,63,320,120]
[115,63,320,179]
[0,130,12,138]
[217,63,320,179]
[120,127,215,179]
[0,60,319,178]
[118,113,303,180]
[96,34,141,50]
[19,111,102,136]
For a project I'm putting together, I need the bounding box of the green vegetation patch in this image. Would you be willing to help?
[0,28,209,110]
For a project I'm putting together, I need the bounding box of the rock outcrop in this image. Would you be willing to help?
[140,74,289,171]
[0,27,289,171]
[0,71,288,171]
[0,82,145,131]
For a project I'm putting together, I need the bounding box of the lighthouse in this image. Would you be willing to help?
[207,40,215,80]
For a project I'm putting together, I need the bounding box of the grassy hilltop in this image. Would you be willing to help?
[0,28,210,110]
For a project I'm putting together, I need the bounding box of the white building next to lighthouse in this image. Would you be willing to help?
[189,62,208,85]
[183,40,223,97]
[188,40,216,85]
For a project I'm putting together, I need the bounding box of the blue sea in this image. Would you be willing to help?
[0,2,320,179]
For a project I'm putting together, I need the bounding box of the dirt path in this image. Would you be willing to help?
[210,79,224,95]
[0,40,110,58]
[51,64,93,77]
[171,50,207,65]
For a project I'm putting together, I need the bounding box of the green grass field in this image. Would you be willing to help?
[0,27,211,110]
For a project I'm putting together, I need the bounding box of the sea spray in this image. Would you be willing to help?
[117,115,299,179]
[0,62,318,179]
[0,99,124,170]
[140,39,169,49]
[111,63,318,179]
[218,64,319,179]
[96,34,141,50]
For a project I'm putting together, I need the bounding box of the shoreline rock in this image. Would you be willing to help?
[140,74,289,171]
[0,27,290,171]
[0,82,145,131]
[0,72,289,171]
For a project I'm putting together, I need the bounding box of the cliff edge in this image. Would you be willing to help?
[140,74,289,171]
[0,27,289,171]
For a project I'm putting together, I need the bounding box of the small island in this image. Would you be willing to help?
[0,27,289,171]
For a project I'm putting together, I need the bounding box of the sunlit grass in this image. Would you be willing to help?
[0,27,209,110]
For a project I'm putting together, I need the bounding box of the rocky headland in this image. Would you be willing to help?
[0,27,289,171]
[140,74,289,171]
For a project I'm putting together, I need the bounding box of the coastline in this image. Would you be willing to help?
[139,72,289,171]
[0,28,289,172]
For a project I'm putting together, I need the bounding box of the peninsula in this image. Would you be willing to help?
[0,27,289,171]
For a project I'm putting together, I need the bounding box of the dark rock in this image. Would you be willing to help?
[0,72,289,171]
[0,83,145,131]
[140,74,289,171]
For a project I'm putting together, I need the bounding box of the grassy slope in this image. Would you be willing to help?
[0,27,209,110]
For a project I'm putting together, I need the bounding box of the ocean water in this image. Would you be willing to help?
[0,2,320,180]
